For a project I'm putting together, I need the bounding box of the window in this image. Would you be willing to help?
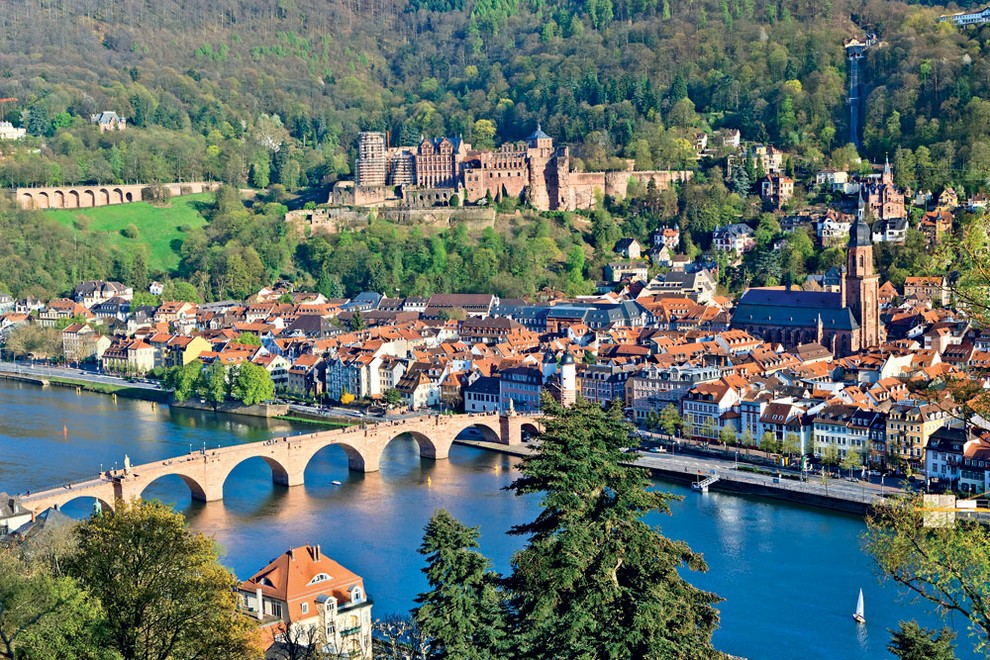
[301,602,309,615]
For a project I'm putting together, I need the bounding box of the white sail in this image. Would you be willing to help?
[855,588,865,619]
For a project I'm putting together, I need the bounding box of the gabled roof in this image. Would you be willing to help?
[240,545,365,623]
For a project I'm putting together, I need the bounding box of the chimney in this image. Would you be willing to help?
[314,544,321,561]
[256,587,264,621]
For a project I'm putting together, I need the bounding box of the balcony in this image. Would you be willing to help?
[340,625,362,636]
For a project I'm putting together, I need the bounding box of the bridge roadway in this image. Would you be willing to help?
[19,412,541,515]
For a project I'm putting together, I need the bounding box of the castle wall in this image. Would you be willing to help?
[605,170,694,200]
[567,172,607,210]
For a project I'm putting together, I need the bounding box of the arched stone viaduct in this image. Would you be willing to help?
[19,413,541,515]
[13,181,220,210]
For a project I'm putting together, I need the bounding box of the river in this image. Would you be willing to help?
[0,381,977,659]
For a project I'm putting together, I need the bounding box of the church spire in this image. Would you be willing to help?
[882,154,893,185]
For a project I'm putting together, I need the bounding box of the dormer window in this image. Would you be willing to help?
[349,585,364,603]
[259,577,275,588]
[308,573,332,586]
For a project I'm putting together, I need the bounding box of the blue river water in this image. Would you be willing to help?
[0,381,978,659]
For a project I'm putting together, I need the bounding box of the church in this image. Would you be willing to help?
[731,204,883,357]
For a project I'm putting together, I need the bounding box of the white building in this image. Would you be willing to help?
[238,545,373,658]
[939,6,990,26]
[0,122,26,140]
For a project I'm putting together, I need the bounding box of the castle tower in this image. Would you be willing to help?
[355,132,387,187]
[526,124,552,211]
[882,155,893,185]
[559,350,576,407]
[844,215,881,351]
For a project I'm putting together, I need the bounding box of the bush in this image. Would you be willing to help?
[121,224,140,239]
[141,185,171,207]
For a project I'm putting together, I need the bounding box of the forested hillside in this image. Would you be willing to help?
[0,0,988,191]
[1,0,989,302]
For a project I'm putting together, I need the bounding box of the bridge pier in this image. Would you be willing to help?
[189,480,224,503]
[354,453,380,473]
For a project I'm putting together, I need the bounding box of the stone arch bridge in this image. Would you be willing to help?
[13,181,220,210]
[19,413,541,515]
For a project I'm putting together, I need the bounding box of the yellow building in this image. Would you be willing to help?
[166,335,212,367]
[886,400,950,473]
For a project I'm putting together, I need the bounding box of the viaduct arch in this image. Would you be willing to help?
[12,182,221,210]
[19,413,539,514]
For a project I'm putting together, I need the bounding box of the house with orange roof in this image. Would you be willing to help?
[38,299,94,328]
[101,338,156,374]
[61,323,111,364]
[253,354,292,389]
[238,545,372,658]
[878,281,899,306]
[904,276,949,306]
[681,379,741,440]
[287,354,325,398]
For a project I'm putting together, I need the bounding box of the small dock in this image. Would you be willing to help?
[692,474,720,493]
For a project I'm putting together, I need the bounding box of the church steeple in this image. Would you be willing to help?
[845,203,881,352]
[882,155,893,185]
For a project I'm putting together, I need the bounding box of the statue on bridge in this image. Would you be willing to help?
[124,454,131,475]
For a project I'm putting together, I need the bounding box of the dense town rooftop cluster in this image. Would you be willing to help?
[2,268,989,495]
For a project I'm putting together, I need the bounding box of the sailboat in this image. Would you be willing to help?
[853,588,866,624]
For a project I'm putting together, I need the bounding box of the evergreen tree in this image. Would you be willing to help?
[887,621,957,660]
[413,510,506,659]
[505,396,723,659]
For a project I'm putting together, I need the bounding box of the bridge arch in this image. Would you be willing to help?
[20,193,33,209]
[68,190,80,208]
[299,438,377,475]
[140,471,213,503]
[125,191,134,202]
[99,188,110,205]
[55,495,115,517]
[37,191,49,208]
[520,421,542,440]
[83,189,95,207]
[112,188,124,204]
[53,190,65,208]
[399,430,445,460]
[449,419,502,444]
[221,454,292,491]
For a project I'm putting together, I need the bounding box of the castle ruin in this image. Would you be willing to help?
[333,128,692,212]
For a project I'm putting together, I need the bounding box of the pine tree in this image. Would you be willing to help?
[505,396,724,659]
[887,621,957,660]
[413,509,506,659]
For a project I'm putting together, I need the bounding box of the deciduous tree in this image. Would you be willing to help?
[68,500,254,660]
[231,361,275,406]
[866,496,990,656]
[659,403,681,436]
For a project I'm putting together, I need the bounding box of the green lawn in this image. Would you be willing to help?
[45,194,212,273]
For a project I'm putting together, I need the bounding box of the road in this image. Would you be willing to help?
[0,360,161,391]
[633,451,906,504]
[286,402,432,422]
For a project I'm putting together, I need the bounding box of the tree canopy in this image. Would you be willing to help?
[68,499,254,660]
[413,396,724,659]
